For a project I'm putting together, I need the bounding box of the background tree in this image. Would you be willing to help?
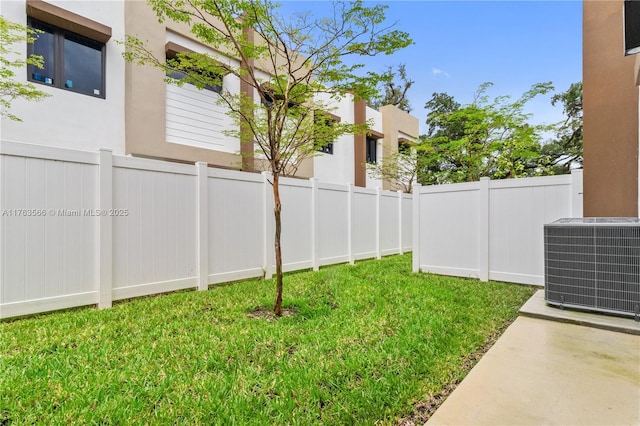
[540,81,583,174]
[0,16,50,121]
[123,0,411,315]
[366,147,419,193]
[418,82,554,184]
[369,64,414,112]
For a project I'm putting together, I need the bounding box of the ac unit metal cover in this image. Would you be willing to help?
[544,218,640,318]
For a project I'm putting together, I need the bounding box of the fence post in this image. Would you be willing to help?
[348,183,355,265]
[412,183,421,273]
[571,169,583,218]
[398,190,403,255]
[479,177,490,282]
[376,187,382,259]
[196,162,209,291]
[98,148,113,309]
[311,178,319,271]
[262,171,273,279]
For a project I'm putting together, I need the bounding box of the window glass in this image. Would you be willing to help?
[64,34,103,96]
[27,18,105,98]
[318,142,333,155]
[167,66,222,93]
[29,21,55,85]
[366,137,377,163]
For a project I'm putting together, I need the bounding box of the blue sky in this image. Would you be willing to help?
[278,1,583,135]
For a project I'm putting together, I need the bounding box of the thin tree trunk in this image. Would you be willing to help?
[272,172,284,316]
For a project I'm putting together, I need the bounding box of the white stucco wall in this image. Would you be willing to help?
[313,92,355,185]
[0,0,125,154]
[365,106,383,189]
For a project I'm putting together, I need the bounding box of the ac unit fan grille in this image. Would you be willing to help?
[544,220,640,317]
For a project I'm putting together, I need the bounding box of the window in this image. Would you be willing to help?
[166,68,223,94]
[366,136,378,163]
[318,141,334,155]
[315,111,340,155]
[398,140,411,154]
[259,84,298,109]
[625,0,640,55]
[165,43,224,94]
[27,18,106,98]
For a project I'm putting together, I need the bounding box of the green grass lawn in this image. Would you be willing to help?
[0,254,535,425]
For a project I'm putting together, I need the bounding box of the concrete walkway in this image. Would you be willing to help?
[427,291,640,426]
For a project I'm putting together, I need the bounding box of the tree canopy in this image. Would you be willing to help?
[417,81,583,185]
[369,64,414,112]
[0,16,50,121]
[540,82,583,174]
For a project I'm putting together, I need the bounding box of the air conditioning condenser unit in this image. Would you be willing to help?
[544,218,640,319]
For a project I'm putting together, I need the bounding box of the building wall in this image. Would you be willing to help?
[124,0,241,168]
[583,0,639,216]
[365,106,384,189]
[1,1,414,186]
[313,93,356,185]
[0,0,126,154]
[164,32,241,154]
[379,105,419,191]
[313,100,419,189]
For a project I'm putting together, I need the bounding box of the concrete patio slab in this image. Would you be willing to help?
[520,290,640,336]
[426,314,640,425]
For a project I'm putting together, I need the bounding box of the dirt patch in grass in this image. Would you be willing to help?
[398,319,514,425]
[246,306,298,321]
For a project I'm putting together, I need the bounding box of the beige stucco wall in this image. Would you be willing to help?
[583,0,639,217]
[124,2,315,176]
[379,105,420,191]
[124,1,242,168]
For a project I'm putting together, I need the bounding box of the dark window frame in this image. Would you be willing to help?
[366,136,378,163]
[27,17,106,99]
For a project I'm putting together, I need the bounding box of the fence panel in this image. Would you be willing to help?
[1,145,99,318]
[402,194,413,253]
[488,176,573,285]
[352,188,377,260]
[418,183,482,278]
[207,169,264,283]
[380,192,400,255]
[279,177,313,272]
[317,184,349,265]
[414,171,583,285]
[112,158,198,299]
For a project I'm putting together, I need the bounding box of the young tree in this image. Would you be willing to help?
[0,16,50,121]
[366,147,419,193]
[123,0,411,315]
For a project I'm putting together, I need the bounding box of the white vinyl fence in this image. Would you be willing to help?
[0,141,412,319]
[412,171,583,286]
